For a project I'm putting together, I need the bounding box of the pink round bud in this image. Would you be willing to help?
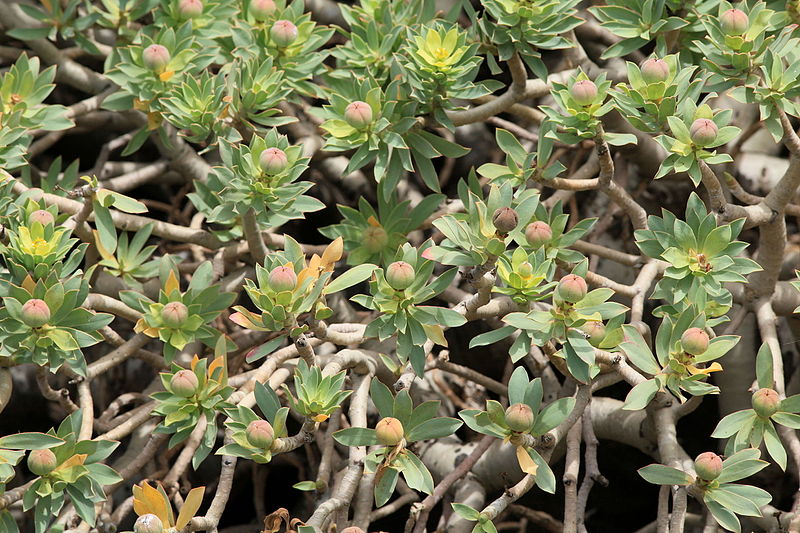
[641,58,670,84]
[518,261,534,278]
[161,301,189,328]
[29,210,55,226]
[752,388,781,418]
[385,261,415,290]
[268,265,297,292]
[344,101,374,129]
[249,0,276,20]
[525,221,552,248]
[259,147,288,175]
[694,451,723,481]
[178,0,203,18]
[170,369,199,398]
[20,299,50,328]
[375,417,404,446]
[363,226,388,253]
[681,327,709,356]
[134,514,164,533]
[142,44,170,73]
[492,207,519,234]
[690,118,718,147]
[556,274,588,303]
[270,20,298,48]
[720,8,749,36]
[580,320,607,348]
[505,403,534,432]
[246,419,275,449]
[27,449,57,476]
[570,80,598,107]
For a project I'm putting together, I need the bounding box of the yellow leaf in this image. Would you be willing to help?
[134,481,172,527]
[175,486,205,529]
[165,270,180,296]
[422,324,447,347]
[21,275,36,295]
[54,454,87,471]
[133,318,159,338]
[190,354,200,372]
[208,355,226,382]
[312,414,329,423]
[515,446,538,476]
[93,230,115,261]
[367,216,381,227]
[146,111,162,131]
[159,70,174,82]
[320,237,343,269]
[687,362,723,375]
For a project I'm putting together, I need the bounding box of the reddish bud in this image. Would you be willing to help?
[720,8,749,36]
[270,20,298,48]
[29,210,54,226]
[690,119,718,147]
[161,301,189,328]
[27,449,57,476]
[752,388,780,418]
[134,514,164,533]
[178,0,203,18]
[142,44,170,73]
[570,80,597,106]
[681,327,709,356]
[492,207,519,234]
[525,221,552,248]
[20,299,50,328]
[694,451,723,481]
[505,403,534,432]
[246,419,275,449]
[170,369,199,397]
[580,320,607,348]
[640,58,670,84]
[344,101,374,129]
[385,261,415,290]
[268,265,297,292]
[249,0,276,19]
[363,226,388,253]
[259,147,288,175]
[376,417,404,446]
[556,274,588,303]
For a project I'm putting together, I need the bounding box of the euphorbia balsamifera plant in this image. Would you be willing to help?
[8,1,800,532]
[123,261,235,362]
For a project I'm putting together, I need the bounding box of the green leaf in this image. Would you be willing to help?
[531,397,575,436]
[772,412,800,429]
[254,382,281,424]
[637,464,693,485]
[623,379,660,411]
[763,420,787,470]
[755,342,774,389]
[705,497,741,532]
[718,449,768,483]
[406,417,462,442]
[469,326,516,349]
[451,503,481,521]
[0,433,63,450]
[293,481,319,491]
[374,467,399,506]
[711,410,756,438]
[324,264,378,295]
[332,427,380,446]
